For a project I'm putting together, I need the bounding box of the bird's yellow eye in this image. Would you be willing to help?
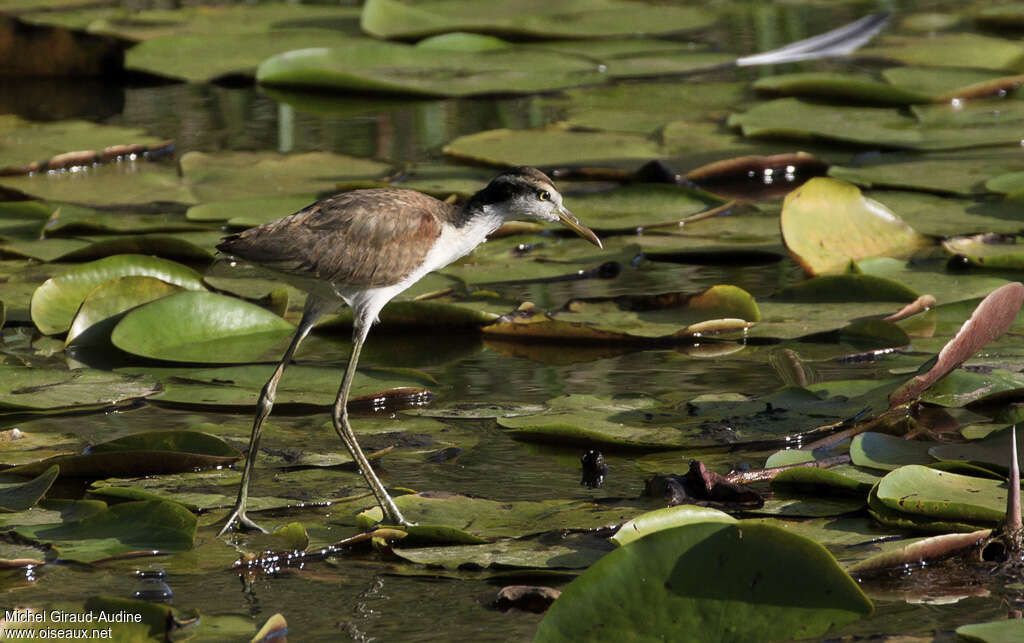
[538,190,551,201]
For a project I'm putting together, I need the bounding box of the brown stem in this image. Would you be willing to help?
[726,454,851,485]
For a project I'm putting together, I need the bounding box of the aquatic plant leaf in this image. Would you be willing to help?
[771,466,877,495]
[889,282,1024,407]
[956,618,1024,643]
[256,40,603,97]
[830,155,1024,196]
[943,234,1024,269]
[0,365,159,411]
[179,151,389,203]
[0,465,58,512]
[186,194,316,225]
[536,522,872,642]
[780,178,931,276]
[867,480,990,533]
[43,202,205,235]
[392,533,611,570]
[66,275,183,347]
[611,505,736,548]
[875,465,1011,525]
[14,499,196,563]
[360,0,715,40]
[496,394,684,449]
[775,274,919,302]
[848,530,990,575]
[142,364,434,408]
[858,33,1024,71]
[850,432,938,471]
[918,369,1024,408]
[0,114,164,172]
[357,491,649,542]
[567,184,725,231]
[868,190,1024,237]
[111,291,294,363]
[443,126,663,168]
[929,426,1024,474]
[753,72,931,105]
[30,254,205,335]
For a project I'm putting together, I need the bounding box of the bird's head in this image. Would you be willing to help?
[469,166,602,248]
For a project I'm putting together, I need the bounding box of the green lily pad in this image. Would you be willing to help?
[918,369,1024,407]
[850,432,938,471]
[0,157,195,205]
[42,202,206,235]
[753,72,931,106]
[943,234,1024,269]
[611,505,736,548]
[14,499,197,563]
[357,491,649,542]
[0,365,159,411]
[859,33,1024,71]
[957,619,1024,643]
[536,522,872,641]
[829,154,1024,196]
[496,394,683,449]
[780,178,931,276]
[0,114,164,171]
[874,465,1011,525]
[256,40,603,98]
[566,184,725,231]
[143,364,434,408]
[392,532,612,570]
[0,465,58,511]
[771,465,878,496]
[360,0,715,40]
[66,275,184,347]
[30,254,205,335]
[179,151,389,203]
[110,291,294,363]
[443,125,663,168]
[928,426,1024,473]
[867,190,1024,237]
[185,194,317,225]
[775,274,920,303]
[857,257,1013,306]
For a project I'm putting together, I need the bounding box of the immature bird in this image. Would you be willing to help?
[216,166,602,534]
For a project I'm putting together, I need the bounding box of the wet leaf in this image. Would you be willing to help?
[0,114,164,172]
[180,151,389,203]
[360,0,715,40]
[496,394,683,449]
[111,291,294,363]
[848,529,990,575]
[850,432,939,471]
[443,126,663,168]
[771,465,878,496]
[943,234,1024,269]
[611,505,736,547]
[956,618,1024,643]
[780,178,931,275]
[859,33,1024,71]
[753,72,931,106]
[392,533,611,570]
[775,274,919,303]
[566,184,725,231]
[66,275,184,347]
[929,426,1024,473]
[256,40,603,98]
[357,491,648,542]
[186,194,316,226]
[536,522,872,641]
[0,465,58,511]
[0,365,159,411]
[31,254,205,335]
[15,499,197,563]
[874,465,1012,525]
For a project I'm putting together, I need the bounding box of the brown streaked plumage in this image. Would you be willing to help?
[216,166,601,536]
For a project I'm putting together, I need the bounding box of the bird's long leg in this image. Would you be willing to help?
[219,298,325,536]
[331,320,411,527]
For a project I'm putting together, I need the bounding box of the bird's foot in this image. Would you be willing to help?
[218,508,270,536]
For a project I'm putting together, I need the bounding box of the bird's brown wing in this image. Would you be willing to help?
[217,189,447,288]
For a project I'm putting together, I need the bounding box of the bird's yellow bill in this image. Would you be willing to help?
[558,207,602,248]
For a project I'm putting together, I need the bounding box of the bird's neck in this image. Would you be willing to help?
[452,201,509,234]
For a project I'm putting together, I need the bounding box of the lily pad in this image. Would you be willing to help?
[185,194,317,225]
[357,491,648,542]
[0,365,159,411]
[256,40,603,97]
[66,275,184,347]
[859,33,1024,71]
[850,432,938,471]
[536,521,872,641]
[874,465,1012,525]
[780,178,931,276]
[392,532,612,570]
[611,505,736,547]
[496,394,684,449]
[443,125,663,168]
[360,0,715,40]
[753,72,931,106]
[957,619,1024,643]
[943,234,1024,269]
[14,499,197,563]
[0,465,58,511]
[30,254,205,335]
[110,291,295,363]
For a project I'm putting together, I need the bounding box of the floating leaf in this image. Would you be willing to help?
[753,72,931,106]
[15,499,197,563]
[393,533,611,570]
[111,291,294,363]
[0,365,159,411]
[30,254,205,335]
[780,177,931,275]
[536,522,872,641]
[443,126,662,168]
[874,465,1011,525]
[943,234,1024,269]
[850,432,938,471]
[0,465,58,511]
[957,619,1024,643]
[775,274,919,303]
[611,505,736,548]
[360,0,715,40]
[186,194,316,225]
[859,33,1024,71]
[66,275,184,347]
